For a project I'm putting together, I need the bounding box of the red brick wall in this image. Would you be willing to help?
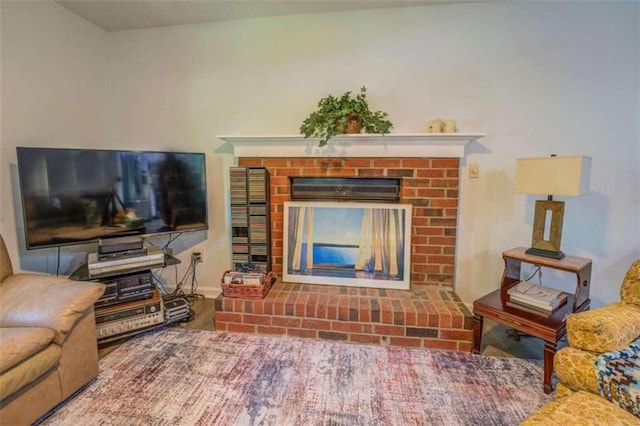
[237,157,460,287]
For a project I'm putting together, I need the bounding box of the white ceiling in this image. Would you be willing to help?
[56,0,493,32]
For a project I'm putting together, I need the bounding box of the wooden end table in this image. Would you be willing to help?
[472,247,592,394]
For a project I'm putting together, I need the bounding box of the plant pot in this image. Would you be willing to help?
[345,115,362,134]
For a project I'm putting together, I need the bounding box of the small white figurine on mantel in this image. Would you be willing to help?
[428,118,457,133]
[427,119,444,133]
[444,119,457,133]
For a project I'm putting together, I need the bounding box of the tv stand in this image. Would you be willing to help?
[71,250,182,344]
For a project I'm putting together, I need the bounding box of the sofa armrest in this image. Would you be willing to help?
[566,301,640,353]
[0,273,105,345]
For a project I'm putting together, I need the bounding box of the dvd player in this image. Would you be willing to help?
[98,236,144,254]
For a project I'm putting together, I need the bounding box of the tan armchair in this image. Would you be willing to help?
[0,235,105,425]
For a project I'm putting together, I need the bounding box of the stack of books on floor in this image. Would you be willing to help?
[506,282,569,316]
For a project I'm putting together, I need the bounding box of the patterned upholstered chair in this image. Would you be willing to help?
[521,390,639,425]
[523,259,640,425]
[554,259,640,399]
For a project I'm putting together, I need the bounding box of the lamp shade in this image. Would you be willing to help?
[515,155,591,196]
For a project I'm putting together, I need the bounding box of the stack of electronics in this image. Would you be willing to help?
[95,289,164,342]
[91,237,167,343]
[506,281,569,317]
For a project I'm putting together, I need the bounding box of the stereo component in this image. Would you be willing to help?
[95,281,118,307]
[96,290,164,341]
[98,247,148,261]
[96,311,164,341]
[88,246,165,277]
[94,271,155,307]
[164,297,190,323]
[98,236,144,254]
[95,288,162,324]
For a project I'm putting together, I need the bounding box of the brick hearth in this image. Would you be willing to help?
[215,281,473,351]
[215,155,474,351]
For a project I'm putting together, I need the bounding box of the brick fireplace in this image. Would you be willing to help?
[214,134,483,351]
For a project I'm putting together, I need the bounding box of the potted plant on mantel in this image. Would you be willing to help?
[299,86,393,147]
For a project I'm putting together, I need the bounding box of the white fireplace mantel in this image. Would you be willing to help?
[217,133,485,158]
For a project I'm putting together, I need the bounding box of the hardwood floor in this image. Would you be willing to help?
[478,318,547,360]
[99,297,547,361]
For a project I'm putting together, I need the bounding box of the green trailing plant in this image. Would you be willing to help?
[299,86,393,147]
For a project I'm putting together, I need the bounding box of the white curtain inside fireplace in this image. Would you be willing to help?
[290,206,314,270]
[355,208,401,276]
[287,206,403,277]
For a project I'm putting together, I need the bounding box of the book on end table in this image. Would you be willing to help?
[507,282,568,311]
[505,301,553,317]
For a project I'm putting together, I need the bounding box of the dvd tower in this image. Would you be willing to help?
[230,167,271,272]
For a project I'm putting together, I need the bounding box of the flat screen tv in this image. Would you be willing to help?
[16,147,208,250]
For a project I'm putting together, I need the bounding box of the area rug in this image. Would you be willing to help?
[38,328,552,425]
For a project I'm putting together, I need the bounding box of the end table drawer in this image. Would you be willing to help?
[496,314,524,328]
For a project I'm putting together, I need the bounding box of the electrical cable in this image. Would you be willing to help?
[148,236,203,324]
[167,257,194,297]
[523,265,542,283]
[187,261,204,301]
[161,232,182,253]
[152,272,169,294]
[56,246,61,276]
[147,235,182,301]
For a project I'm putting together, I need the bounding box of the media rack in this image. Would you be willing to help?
[70,238,187,344]
[230,167,271,272]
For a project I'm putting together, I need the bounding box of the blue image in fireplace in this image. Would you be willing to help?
[297,243,359,270]
[284,202,412,288]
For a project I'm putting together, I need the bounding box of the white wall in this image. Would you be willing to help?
[2,1,639,307]
[1,1,108,272]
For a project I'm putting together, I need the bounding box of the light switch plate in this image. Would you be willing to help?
[469,163,480,178]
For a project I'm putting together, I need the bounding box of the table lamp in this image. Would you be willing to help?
[515,155,591,259]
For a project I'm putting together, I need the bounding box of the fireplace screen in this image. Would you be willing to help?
[283,201,412,289]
